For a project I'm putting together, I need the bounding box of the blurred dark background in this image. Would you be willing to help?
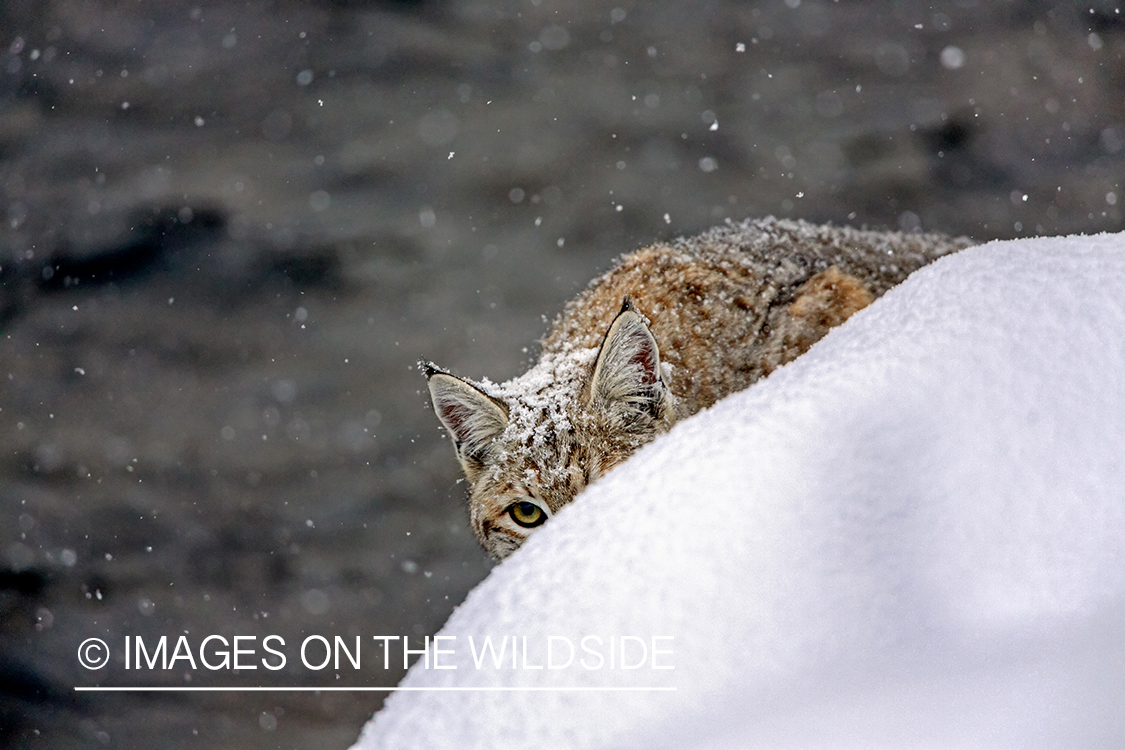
[1,0,1122,747]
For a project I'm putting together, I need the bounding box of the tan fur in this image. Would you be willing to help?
[425,218,972,558]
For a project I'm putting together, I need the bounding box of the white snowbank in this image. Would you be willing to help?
[354,233,1125,749]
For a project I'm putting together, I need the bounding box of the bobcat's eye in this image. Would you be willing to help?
[508,501,546,528]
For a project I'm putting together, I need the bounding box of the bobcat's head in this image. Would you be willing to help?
[423,298,676,559]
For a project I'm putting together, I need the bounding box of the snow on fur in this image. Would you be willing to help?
[356,232,1125,749]
[480,217,971,482]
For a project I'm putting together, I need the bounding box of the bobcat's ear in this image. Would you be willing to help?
[587,298,670,421]
[424,364,509,482]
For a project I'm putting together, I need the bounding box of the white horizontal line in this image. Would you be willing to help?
[75,686,676,692]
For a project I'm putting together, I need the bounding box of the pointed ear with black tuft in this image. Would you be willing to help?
[424,363,509,483]
[587,297,671,423]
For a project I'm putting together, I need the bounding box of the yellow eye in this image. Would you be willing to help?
[508,501,546,528]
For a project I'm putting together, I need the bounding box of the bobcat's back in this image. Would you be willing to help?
[426,218,972,558]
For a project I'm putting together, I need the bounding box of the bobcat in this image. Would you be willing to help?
[424,218,972,559]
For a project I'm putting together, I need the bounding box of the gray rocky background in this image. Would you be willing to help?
[1,0,1122,747]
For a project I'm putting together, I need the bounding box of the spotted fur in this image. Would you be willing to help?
[425,218,972,558]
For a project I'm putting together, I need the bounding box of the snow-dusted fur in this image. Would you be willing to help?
[425,217,972,558]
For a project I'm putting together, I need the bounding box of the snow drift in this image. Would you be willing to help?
[353,232,1125,749]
